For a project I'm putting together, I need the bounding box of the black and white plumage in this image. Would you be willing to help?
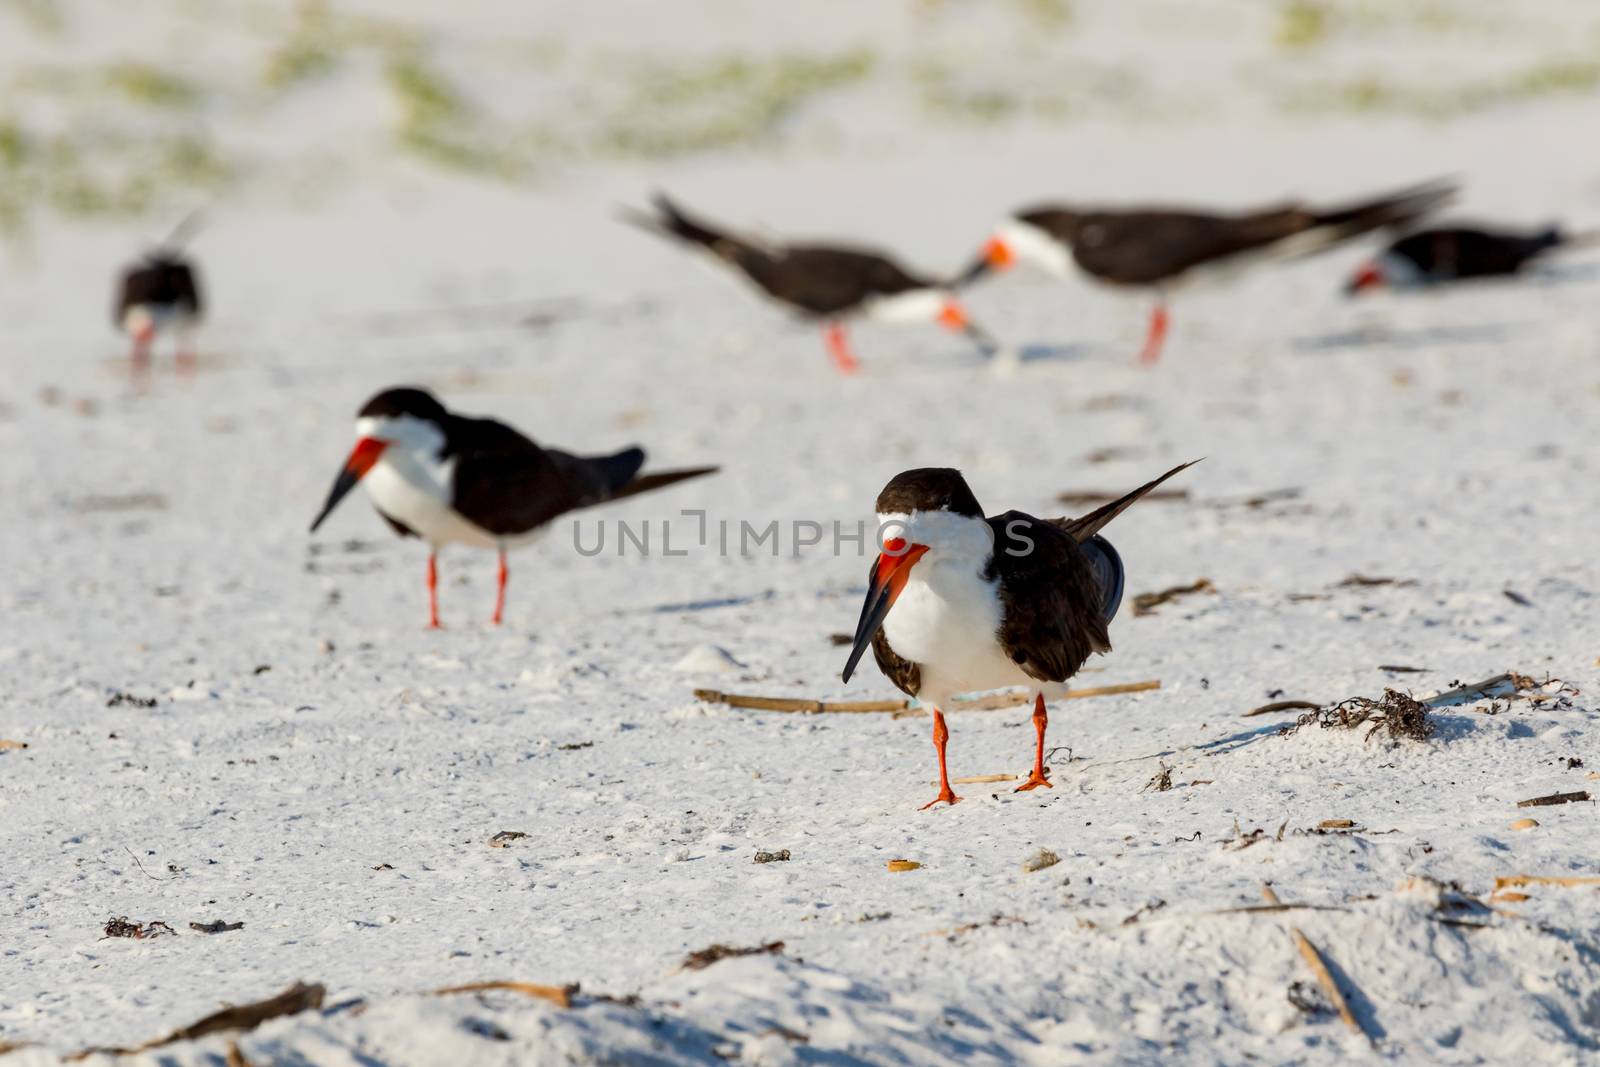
[965,180,1455,363]
[621,192,994,372]
[1346,225,1592,293]
[309,387,718,627]
[114,251,203,371]
[841,461,1195,807]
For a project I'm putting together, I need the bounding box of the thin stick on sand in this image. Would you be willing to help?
[1261,886,1371,1043]
[693,679,1160,714]
[1494,874,1600,891]
[428,981,572,1008]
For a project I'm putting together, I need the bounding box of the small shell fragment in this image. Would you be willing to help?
[1318,819,1354,829]
[1021,849,1060,873]
[1510,818,1540,831]
[886,859,922,873]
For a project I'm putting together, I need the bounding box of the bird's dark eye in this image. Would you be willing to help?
[1012,650,1028,664]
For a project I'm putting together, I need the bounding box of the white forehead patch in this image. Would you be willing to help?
[877,509,994,558]
[998,218,1074,278]
[355,413,447,454]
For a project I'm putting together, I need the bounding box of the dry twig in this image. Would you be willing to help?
[694,679,1159,714]
[1243,700,1320,718]
[1516,791,1590,809]
[429,981,573,1008]
[67,982,325,1059]
[1132,579,1215,616]
[1261,887,1370,1043]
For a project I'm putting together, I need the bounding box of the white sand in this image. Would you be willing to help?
[2,1,1599,1063]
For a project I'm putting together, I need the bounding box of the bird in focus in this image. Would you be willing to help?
[309,387,718,628]
[841,460,1197,808]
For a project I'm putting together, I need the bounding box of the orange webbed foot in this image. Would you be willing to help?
[920,789,962,810]
[1014,772,1053,792]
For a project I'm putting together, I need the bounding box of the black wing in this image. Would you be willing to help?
[1036,181,1453,286]
[985,511,1110,685]
[740,245,934,316]
[446,418,612,536]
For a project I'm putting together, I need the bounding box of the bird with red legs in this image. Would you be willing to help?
[309,387,718,628]
[841,461,1196,808]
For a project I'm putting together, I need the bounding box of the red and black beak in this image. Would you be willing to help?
[309,437,388,533]
[841,538,929,683]
[937,298,1000,358]
[1345,262,1385,297]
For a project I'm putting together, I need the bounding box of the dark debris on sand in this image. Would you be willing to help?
[1279,689,1434,743]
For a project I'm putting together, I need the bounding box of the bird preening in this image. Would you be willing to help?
[962,179,1456,364]
[621,192,997,373]
[309,387,718,628]
[841,460,1198,808]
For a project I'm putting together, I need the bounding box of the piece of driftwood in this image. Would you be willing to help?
[1516,791,1590,809]
[694,680,1159,714]
[67,982,325,1060]
[949,774,1017,785]
[1494,874,1600,891]
[1424,673,1521,708]
[1243,700,1321,718]
[1132,579,1215,616]
[681,942,784,971]
[429,980,572,1008]
[1261,887,1370,1043]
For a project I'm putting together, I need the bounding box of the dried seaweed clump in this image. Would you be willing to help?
[1280,689,1433,743]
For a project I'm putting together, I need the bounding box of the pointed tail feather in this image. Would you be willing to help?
[1312,178,1458,238]
[1056,460,1200,543]
[609,465,720,504]
[617,192,744,260]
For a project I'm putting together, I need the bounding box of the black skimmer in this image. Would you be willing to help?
[114,250,203,373]
[1346,224,1595,293]
[621,192,995,373]
[841,460,1196,808]
[309,387,718,628]
[964,180,1454,363]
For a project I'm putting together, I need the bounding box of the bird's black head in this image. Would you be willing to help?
[874,468,984,519]
[358,387,451,426]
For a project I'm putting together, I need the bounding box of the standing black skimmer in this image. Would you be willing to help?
[309,387,718,628]
[114,250,203,373]
[1346,224,1596,293]
[621,192,995,373]
[964,180,1454,363]
[841,461,1196,808]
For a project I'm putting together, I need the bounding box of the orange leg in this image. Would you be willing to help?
[1015,694,1053,791]
[426,552,441,629]
[491,548,507,625]
[920,708,961,809]
[1138,302,1170,365]
[823,322,861,375]
[130,338,151,376]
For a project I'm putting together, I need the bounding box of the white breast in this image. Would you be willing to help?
[882,556,1033,706]
[362,452,497,550]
